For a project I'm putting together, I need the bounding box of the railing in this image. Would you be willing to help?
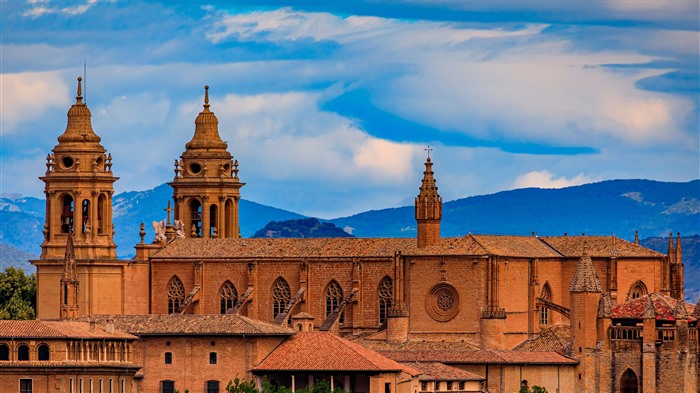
[610,326,641,341]
[657,328,675,342]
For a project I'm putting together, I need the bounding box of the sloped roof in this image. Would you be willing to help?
[380,350,577,365]
[541,236,663,258]
[515,324,571,355]
[611,293,696,322]
[253,332,420,375]
[153,238,417,259]
[0,321,134,340]
[81,314,294,336]
[407,362,484,381]
[471,235,562,258]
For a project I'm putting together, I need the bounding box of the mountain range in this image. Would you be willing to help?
[1,179,698,298]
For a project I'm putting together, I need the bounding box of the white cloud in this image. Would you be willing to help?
[22,0,98,18]
[511,170,594,189]
[0,72,69,133]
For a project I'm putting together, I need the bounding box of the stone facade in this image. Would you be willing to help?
[25,80,698,393]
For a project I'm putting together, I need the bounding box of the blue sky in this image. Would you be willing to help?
[1,0,699,218]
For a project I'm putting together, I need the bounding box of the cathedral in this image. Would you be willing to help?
[0,78,697,393]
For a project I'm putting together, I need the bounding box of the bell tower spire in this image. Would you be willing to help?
[170,86,245,238]
[39,76,118,260]
[415,147,442,248]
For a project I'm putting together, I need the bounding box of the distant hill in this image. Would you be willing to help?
[253,218,353,238]
[640,234,700,301]
[0,244,36,273]
[330,179,700,239]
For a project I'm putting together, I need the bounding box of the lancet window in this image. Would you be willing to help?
[219,281,237,314]
[167,276,185,314]
[628,280,648,300]
[540,282,552,326]
[272,277,291,318]
[326,280,344,323]
[378,276,393,324]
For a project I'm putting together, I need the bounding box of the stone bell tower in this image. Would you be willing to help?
[415,150,442,248]
[169,86,244,238]
[39,77,118,260]
[33,77,125,320]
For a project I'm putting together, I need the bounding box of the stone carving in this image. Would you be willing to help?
[152,220,166,242]
[174,220,185,238]
[425,282,460,322]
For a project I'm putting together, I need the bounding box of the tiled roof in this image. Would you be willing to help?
[514,324,571,355]
[381,350,577,365]
[611,293,696,321]
[471,235,562,258]
[411,236,489,256]
[291,312,315,320]
[347,335,480,352]
[80,314,294,336]
[569,252,602,292]
[0,321,135,340]
[407,362,484,381]
[253,332,420,375]
[154,238,418,259]
[541,236,663,258]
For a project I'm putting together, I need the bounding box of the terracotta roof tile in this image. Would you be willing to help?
[407,362,484,381]
[380,350,577,365]
[79,314,294,336]
[253,332,420,375]
[0,321,135,340]
[471,235,562,258]
[611,293,696,321]
[514,324,571,355]
[541,236,663,258]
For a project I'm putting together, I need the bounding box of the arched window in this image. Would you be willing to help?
[378,276,392,324]
[0,344,8,360]
[189,199,202,237]
[628,281,648,300]
[272,278,291,318]
[209,204,218,238]
[81,199,90,233]
[219,281,237,314]
[540,282,552,326]
[97,194,106,234]
[17,344,29,361]
[620,368,639,393]
[61,194,74,233]
[206,381,220,393]
[326,280,344,323]
[37,344,50,361]
[224,199,234,238]
[167,276,186,314]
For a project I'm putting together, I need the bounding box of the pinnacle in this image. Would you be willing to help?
[569,238,602,293]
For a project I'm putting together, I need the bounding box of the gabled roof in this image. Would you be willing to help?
[380,349,577,365]
[253,332,420,375]
[611,293,696,322]
[541,236,663,258]
[0,321,134,340]
[80,314,294,336]
[407,362,484,381]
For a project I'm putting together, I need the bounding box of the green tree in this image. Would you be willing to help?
[226,377,258,393]
[520,386,548,393]
[0,267,36,320]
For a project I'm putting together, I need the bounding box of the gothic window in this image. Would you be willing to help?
[219,281,237,314]
[61,194,74,233]
[540,282,552,326]
[628,280,648,300]
[37,344,49,361]
[378,276,393,324]
[272,277,291,318]
[0,344,8,360]
[167,276,185,314]
[326,280,344,323]
[17,344,29,361]
[620,369,639,393]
